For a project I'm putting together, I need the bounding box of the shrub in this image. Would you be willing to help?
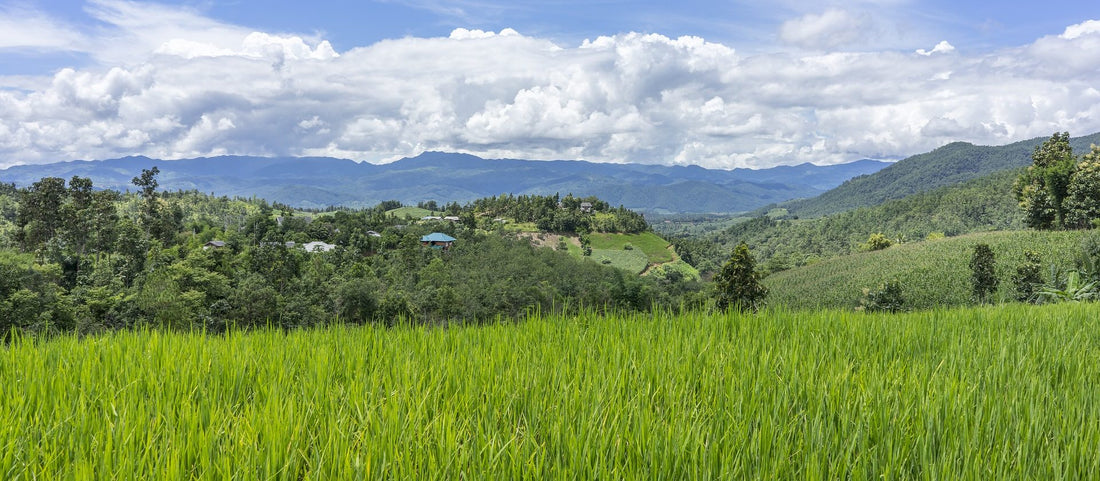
[861,233,892,251]
[1012,251,1044,303]
[858,279,905,313]
[970,243,998,304]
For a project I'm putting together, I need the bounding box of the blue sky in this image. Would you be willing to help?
[1,0,1099,168]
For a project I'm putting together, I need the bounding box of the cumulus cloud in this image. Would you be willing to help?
[1060,19,1100,40]
[1,4,1100,170]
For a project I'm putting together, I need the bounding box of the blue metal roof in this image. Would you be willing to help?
[420,233,456,242]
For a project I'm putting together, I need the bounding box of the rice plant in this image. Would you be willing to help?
[3,304,1100,479]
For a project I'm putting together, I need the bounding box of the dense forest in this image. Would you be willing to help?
[0,172,702,339]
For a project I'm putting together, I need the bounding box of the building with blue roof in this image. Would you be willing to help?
[420,232,456,250]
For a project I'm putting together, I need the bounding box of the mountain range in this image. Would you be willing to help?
[0,153,890,213]
[778,132,1100,218]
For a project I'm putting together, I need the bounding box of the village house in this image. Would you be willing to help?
[302,241,336,252]
[420,232,456,250]
[203,240,226,250]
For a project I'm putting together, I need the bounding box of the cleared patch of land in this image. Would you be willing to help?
[385,206,438,219]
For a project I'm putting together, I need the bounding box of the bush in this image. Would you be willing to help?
[970,243,998,304]
[858,279,905,313]
[861,233,892,251]
[1012,251,1044,303]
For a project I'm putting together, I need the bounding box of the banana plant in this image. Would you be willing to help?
[1035,266,1098,304]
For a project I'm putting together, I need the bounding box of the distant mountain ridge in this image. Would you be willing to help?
[779,132,1100,218]
[0,153,889,213]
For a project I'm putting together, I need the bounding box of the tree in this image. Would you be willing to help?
[860,233,892,251]
[1064,145,1100,229]
[858,279,905,313]
[16,177,68,251]
[1012,250,1043,303]
[1015,132,1076,229]
[970,243,998,304]
[713,242,767,312]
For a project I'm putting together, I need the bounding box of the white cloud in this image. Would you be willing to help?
[1060,19,1100,40]
[0,6,87,50]
[916,41,955,56]
[1,3,1100,170]
[779,9,869,50]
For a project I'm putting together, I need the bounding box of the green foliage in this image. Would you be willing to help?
[471,193,647,234]
[6,305,1100,478]
[765,231,1085,311]
[713,243,767,312]
[1035,267,1098,304]
[1015,133,1077,229]
[858,279,905,313]
[1064,146,1100,228]
[0,177,696,336]
[969,243,998,304]
[860,233,893,251]
[1012,250,1044,303]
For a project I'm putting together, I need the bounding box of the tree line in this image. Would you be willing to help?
[0,172,701,340]
[1014,132,1100,230]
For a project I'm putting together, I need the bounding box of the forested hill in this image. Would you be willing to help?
[776,132,1100,218]
[0,153,889,214]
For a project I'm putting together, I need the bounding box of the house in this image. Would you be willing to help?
[443,216,461,222]
[302,241,336,253]
[421,216,442,221]
[420,232,456,250]
[366,230,382,237]
[580,202,593,213]
[203,240,226,250]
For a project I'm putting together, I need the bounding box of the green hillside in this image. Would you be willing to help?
[689,169,1023,273]
[779,132,1100,218]
[764,230,1088,311]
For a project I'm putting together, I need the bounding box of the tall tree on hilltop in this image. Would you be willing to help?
[1064,145,1100,229]
[713,242,767,312]
[1014,132,1075,229]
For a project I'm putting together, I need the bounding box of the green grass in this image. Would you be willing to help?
[5,305,1100,479]
[765,230,1086,310]
[588,232,674,264]
[589,248,650,274]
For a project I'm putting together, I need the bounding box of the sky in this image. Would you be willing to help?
[0,0,1099,169]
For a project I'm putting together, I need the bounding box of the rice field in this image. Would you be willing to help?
[4,304,1100,479]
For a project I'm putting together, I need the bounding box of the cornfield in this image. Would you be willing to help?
[3,304,1100,479]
